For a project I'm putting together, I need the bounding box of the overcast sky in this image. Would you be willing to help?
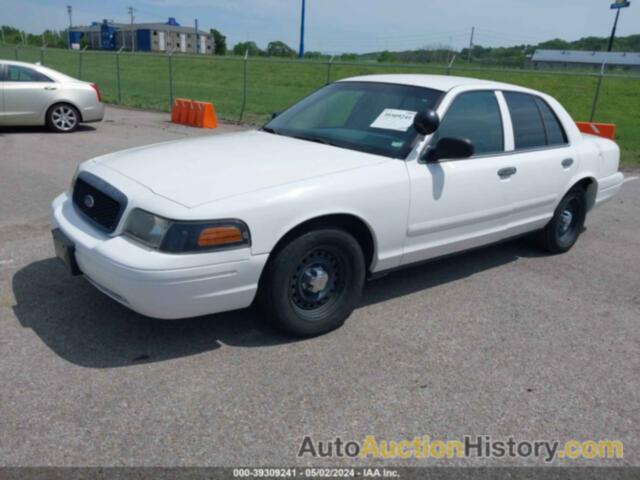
[2,0,639,53]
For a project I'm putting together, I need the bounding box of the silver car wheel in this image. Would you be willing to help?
[51,106,78,132]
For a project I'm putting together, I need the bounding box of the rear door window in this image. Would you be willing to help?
[6,65,52,82]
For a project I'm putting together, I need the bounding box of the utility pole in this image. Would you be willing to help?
[608,1,631,52]
[298,0,306,58]
[195,19,199,54]
[608,9,621,51]
[128,6,135,52]
[67,5,72,49]
[467,26,475,62]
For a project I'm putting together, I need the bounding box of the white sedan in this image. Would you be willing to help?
[0,60,104,132]
[50,75,624,336]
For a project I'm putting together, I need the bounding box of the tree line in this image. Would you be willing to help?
[2,24,638,67]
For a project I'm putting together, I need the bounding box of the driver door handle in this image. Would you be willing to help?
[44,86,58,91]
[498,167,517,178]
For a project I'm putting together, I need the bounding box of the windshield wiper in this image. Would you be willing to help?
[260,126,280,135]
[289,134,335,146]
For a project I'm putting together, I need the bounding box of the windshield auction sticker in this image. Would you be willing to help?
[370,109,417,131]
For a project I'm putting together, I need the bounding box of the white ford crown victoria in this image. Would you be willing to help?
[51,75,624,336]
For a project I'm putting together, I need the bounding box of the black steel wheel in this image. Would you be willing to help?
[258,228,365,337]
[538,187,587,254]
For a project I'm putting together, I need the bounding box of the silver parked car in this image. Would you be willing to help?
[0,60,104,133]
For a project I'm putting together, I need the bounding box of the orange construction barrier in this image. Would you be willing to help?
[178,99,190,125]
[171,99,218,129]
[199,102,218,129]
[171,98,190,124]
[187,101,198,126]
[576,121,616,140]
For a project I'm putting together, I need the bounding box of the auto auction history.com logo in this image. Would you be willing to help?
[297,435,624,462]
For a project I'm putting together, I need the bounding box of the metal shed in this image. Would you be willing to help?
[532,49,640,69]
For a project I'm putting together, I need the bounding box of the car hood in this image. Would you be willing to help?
[94,131,387,208]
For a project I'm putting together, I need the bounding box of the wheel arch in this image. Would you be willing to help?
[266,213,378,273]
[565,176,598,212]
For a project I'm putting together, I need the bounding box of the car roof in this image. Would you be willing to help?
[338,74,535,94]
[0,60,79,82]
[1,60,46,69]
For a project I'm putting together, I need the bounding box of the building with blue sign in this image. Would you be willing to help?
[69,18,213,54]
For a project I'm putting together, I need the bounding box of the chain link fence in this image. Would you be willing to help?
[1,45,639,163]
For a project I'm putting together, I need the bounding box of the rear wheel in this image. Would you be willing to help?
[47,104,80,133]
[258,228,366,337]
[537,187,587,254]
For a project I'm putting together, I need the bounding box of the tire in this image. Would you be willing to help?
[258,228,366,337]
[47,103,80,133]
[537,187,587,254]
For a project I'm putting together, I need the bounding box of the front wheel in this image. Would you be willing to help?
[258,228,366,337]
[47,104,80,133]
[537,187,587,254]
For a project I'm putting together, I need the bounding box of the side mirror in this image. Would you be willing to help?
[424,137,474,162]
[271,111,281,120]
[413,109,440,135]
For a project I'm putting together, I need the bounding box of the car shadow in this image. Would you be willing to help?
[11,238,546,369]
[0,125,96,135]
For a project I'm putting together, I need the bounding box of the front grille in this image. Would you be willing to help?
[72,172,127,233]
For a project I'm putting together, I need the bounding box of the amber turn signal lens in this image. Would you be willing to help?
[197,226,244,247]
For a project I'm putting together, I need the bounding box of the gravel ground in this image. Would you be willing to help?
[0,107,638,467]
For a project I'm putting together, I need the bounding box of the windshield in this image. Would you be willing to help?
[264,81,444,158]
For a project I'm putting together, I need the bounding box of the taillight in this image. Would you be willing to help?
[91,83,102,102]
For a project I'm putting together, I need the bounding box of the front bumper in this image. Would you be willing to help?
[50,192,268,319]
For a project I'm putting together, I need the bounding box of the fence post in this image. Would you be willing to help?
[168,51,174,110]
[590,62,606,122]
[239,50,249,122]
[39,47,44,65]
[78,45,88,79]
[116,47,124,104]
[447,54,457,75]
[326,55,334,84]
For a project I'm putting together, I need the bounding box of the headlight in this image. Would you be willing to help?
[124,209,171,249]
[123,209,250,253]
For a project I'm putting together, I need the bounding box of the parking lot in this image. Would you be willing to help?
[0,106,639,467]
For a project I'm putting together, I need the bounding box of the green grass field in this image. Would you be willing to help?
[2,46,638,166]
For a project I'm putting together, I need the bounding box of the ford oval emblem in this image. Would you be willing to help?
[83,194,95,209]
